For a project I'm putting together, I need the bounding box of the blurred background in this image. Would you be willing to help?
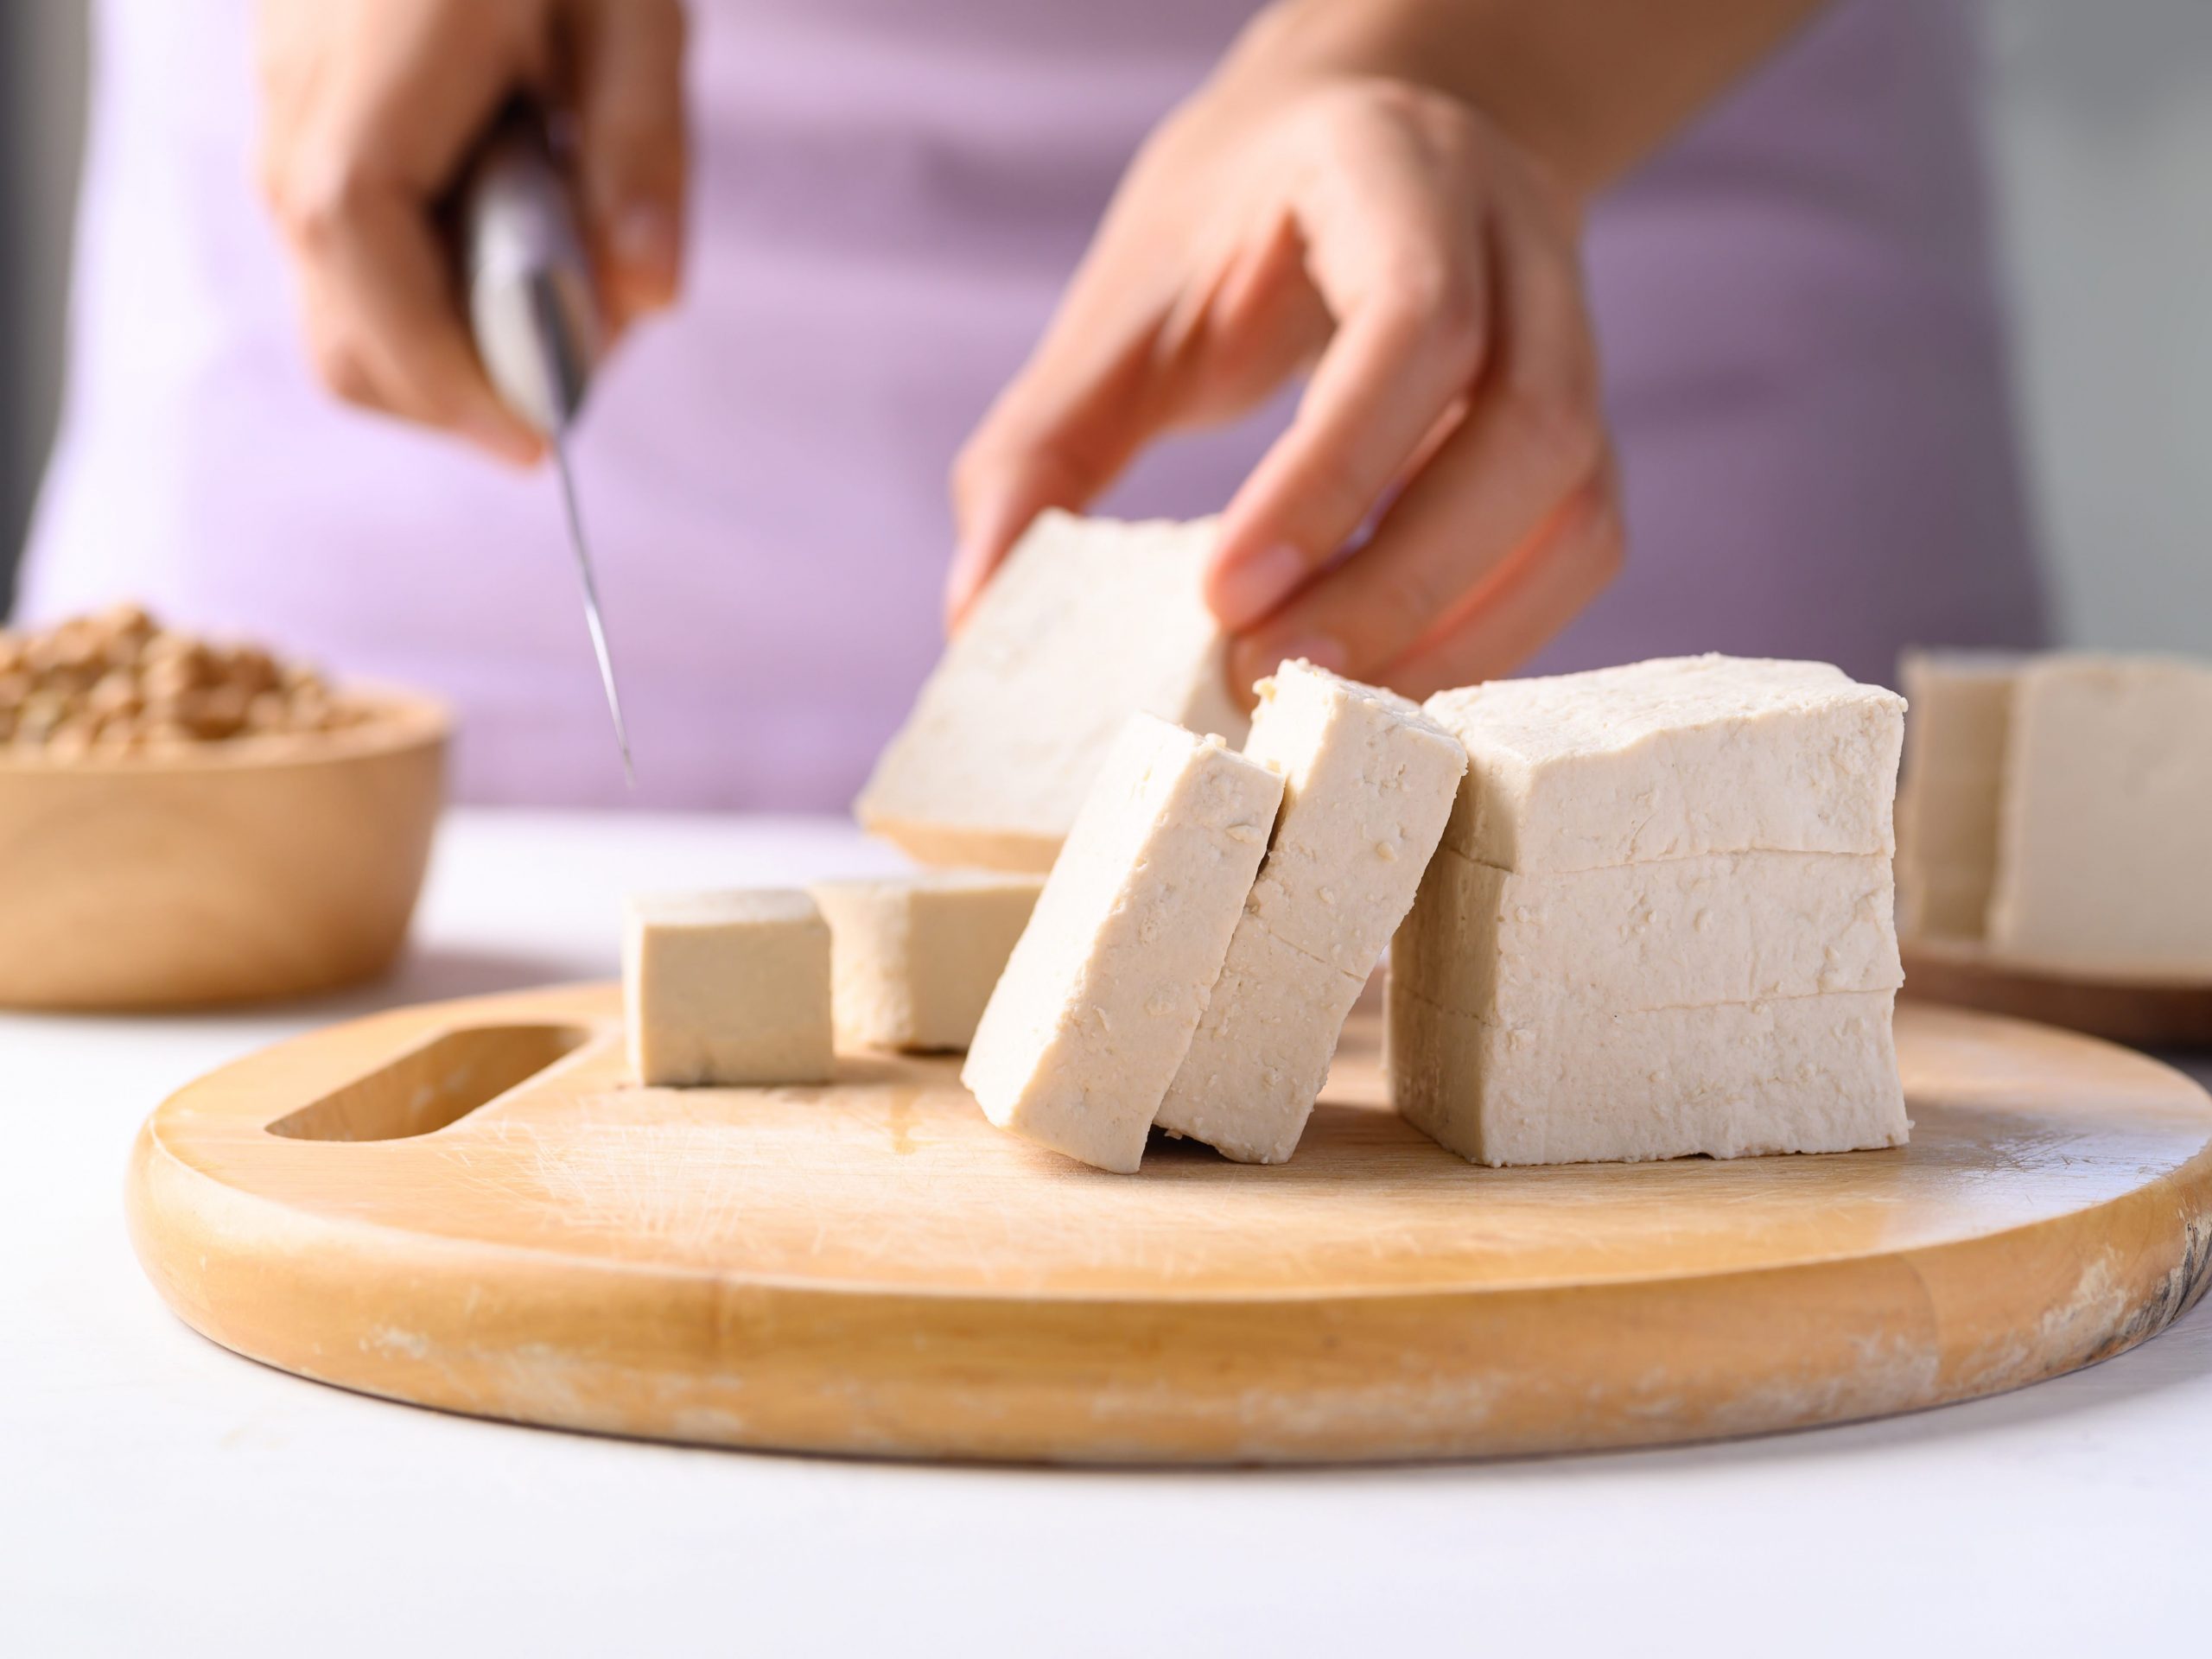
[2,0,2206,647]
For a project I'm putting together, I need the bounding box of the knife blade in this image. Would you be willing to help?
[460,101,633,785]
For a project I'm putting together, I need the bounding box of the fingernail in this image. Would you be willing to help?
[1211,543,1308,631]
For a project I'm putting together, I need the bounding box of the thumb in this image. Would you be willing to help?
[573,0,689,331]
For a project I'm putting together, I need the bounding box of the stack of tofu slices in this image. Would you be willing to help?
[1390,657,1910,1166]
[861,513,1913,1174]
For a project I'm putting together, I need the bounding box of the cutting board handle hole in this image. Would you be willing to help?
[265,1023,591,1142]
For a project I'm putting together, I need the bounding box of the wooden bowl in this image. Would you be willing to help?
[0,690,448,1010]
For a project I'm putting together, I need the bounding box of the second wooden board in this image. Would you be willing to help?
[128,987,2212,1463]
[1903,936,2212,1048]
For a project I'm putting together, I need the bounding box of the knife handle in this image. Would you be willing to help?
[459,101,601,437]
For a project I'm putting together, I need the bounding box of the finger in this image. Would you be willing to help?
[949,253,1330,632]
[571,0,689,329]
[296,179,544,461]
[1383,471,1626,701]
[1205,101,1492,632]
[265,1,548,459]
[945,135,1342,630]
[1227,205,1604,690]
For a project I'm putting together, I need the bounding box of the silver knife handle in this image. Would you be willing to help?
[461,105,600,435]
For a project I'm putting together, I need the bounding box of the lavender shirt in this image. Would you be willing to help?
[23,0,2045,809]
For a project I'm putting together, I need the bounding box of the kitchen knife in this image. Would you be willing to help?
[459,100,633,785]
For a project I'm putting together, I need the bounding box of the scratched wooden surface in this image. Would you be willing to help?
[126,984,2212,1463]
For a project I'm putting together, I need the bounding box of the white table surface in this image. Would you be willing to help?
[5,808,2209,1657]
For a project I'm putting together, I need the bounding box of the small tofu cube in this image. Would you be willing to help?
[624,891,833,1086]
[855,512,1249,873]
[1153,661,1465,1163]
[808,872,1044,1052]
[962,714,1284,1173]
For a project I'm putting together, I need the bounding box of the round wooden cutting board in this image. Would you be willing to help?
[127,985,2212,1465]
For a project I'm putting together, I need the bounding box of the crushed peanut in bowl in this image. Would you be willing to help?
[0,604,378,758]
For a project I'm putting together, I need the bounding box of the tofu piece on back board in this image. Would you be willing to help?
[1986,653,2212,975]
[1895,650,2021,941]
[961,714,1284,1173]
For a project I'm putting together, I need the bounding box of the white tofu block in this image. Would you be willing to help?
[625,891,833,1087]
[1233,661,1470,976]
[961,714,1284,1173]
[1388,982,1908,1166]
[1152,661,1465,1162]
[1986,654,2212,975]
[808,871,1043,1052]
[1152,922,1365,1166]
[1394,846,1903,1026]
[855,512,1249,873]
[1424,655,1906,874]
[1895,651,2021,940]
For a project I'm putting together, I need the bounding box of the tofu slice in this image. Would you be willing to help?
[1388,982,1908,1166]
[1150,922,1365,1166]
[961,714,1284,1173]
[808,871,1043,1052]
[1153,662,1465,1163]
[1986,653,2212,975]
[1394,846,1903,1027]
[1424,654,1906,874]
[855,512,1248,873]
[625,891,833,1087]
[1895,650,2022,941]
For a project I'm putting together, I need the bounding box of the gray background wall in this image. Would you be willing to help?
[2,1,2206,648]
[1981,0,2212,652]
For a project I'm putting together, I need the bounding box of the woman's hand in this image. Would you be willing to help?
[257,0,688,462]
[949,60,1622,702]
